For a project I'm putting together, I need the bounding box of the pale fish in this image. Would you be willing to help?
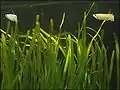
[5,14,17,23]
[93,13,114,21]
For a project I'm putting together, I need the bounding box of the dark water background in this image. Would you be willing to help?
[0,1,120,89]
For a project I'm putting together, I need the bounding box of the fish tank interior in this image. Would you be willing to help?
[1,1,119,47]
[0,1,120,89]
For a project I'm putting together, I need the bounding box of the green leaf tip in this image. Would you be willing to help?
[36,15,40,21]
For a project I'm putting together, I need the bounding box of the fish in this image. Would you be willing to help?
[93,13,114,21]
[5,14,17,23]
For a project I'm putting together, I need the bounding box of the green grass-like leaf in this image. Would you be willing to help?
[0,2,119,90]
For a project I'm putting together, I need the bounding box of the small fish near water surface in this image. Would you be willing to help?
[93,13,114,21]
[5,14,18,23]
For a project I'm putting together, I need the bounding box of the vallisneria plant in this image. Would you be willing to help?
[0,2,119,89]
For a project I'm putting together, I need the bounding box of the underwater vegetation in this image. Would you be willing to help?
[0,2,119,89]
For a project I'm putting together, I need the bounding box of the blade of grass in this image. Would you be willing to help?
[114,34,119,90]
[86,20,106,60]
[108,50,115,90]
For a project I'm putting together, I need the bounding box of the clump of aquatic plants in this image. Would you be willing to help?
[0,2,119,89]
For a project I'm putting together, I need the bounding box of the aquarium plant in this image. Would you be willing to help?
[0,2,119,89]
